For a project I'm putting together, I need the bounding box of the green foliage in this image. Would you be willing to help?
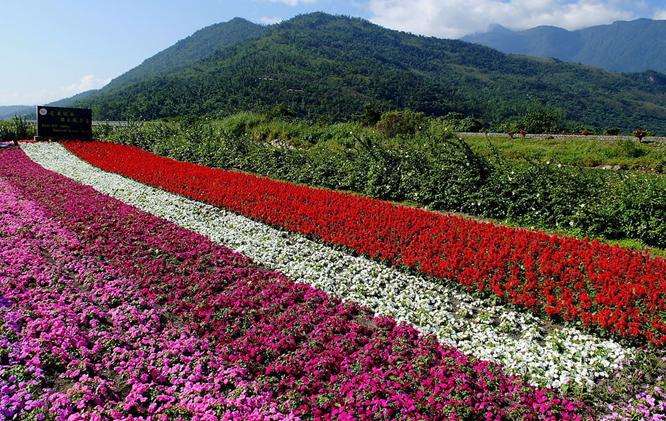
[360,103,383,126]
[617,139,647,159]
[105,18,267,90]
[0,117,35,142]
[0,122,11,142]
[375,110,426,138]
[73,13,666,134]
[434,112,486,132]
[517,106,566,134]
[461,134,665,172]
[100,114,666,249]
[12,116,30,140]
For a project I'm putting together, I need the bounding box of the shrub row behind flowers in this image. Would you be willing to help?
[0,147,585,419]
[67,141,666,346]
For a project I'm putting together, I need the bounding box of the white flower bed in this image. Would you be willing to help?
[23,142,631,390]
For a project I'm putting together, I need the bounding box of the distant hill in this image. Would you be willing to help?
[463,19,666,74]
[0,105,33,120]
[104,17,267,90]
[73,13,666,133]
[0,91,102,121]
[50,89,100,108]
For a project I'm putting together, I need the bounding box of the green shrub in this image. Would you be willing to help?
[438,113,485,132]
[376,110,426,138]
[0,117,35,142]
[359,103,383,126]
[617,139,648,159]
[519,106,566,134]
[0,122,12,141]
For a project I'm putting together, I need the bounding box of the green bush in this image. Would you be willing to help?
[0,117,35,142]
[518,106,566,134]
[438,113,485,132]
[604,128,622,136]
[376,110,426,138]
[617,139,648,159]
[0,122,12,141]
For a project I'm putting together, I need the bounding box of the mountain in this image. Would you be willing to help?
[104,17,267,90]
[0,105,33,120]
[50,89,101,108]
[463,19,666,74]
[0,91,102,121]
[74,13,666,133]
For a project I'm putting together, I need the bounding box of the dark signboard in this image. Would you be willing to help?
[36,106,92,140]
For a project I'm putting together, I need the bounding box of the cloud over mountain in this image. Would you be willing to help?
[367,0,659,38]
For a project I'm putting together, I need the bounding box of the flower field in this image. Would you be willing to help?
[1,141,664,419]
[64,141,666,347]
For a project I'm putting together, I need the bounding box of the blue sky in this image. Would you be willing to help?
[1,0,664,106]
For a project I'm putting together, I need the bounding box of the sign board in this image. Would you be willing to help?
[36,106,93,140]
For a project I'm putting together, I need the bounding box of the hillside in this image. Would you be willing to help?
[75,13,666,133]
[463,19,666,74]
[0,105,33,120]
[104,17,267,90]
[50,89,100,108]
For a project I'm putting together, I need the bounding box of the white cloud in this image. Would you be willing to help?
[0,74,111,106]
[655,9,666,20]
[61,74,111,95]
[259,16,284,24]
[367,0,639,38]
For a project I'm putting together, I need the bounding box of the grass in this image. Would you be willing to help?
[103,113,666,173]
[462,135,666,173]
[205,113,666,172]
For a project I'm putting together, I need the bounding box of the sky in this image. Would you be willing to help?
[1,0,665,106]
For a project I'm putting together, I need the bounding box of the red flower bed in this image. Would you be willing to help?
[66,141,666,346]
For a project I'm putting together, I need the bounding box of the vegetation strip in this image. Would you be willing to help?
[64,141,666,346]
[22,141,632,391]
[2,147,586,419]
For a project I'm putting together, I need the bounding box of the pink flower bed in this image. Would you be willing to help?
[0,163,290,419]
[0,148,586,419]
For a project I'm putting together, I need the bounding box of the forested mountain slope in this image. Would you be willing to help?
[464,19,666,74]
[104,17,267,90]
[76,13,666,133]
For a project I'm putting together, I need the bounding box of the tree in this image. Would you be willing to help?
[519,105,565,134]
[360,103,383,126]
[376,110,426,138]
[633,128,648,142]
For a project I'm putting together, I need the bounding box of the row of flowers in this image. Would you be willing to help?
[0,152,292,419]
[3,146,589,418]
[64,141,666,346]
[23,142,632,391]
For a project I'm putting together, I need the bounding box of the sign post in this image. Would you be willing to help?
[36,106,93,141]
